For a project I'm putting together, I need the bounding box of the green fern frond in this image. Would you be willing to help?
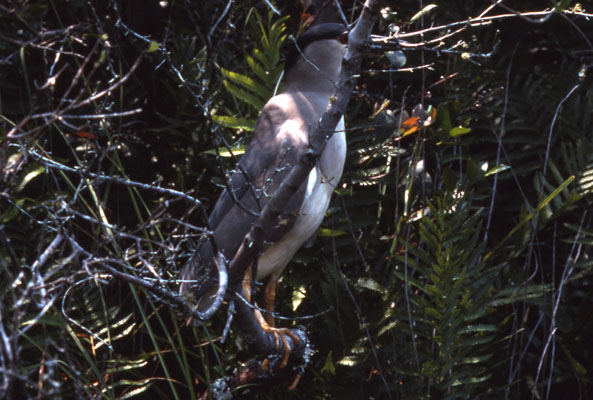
[390,192,501,398]
[221,80,266,110]
[214,10,287,127]
[211,114,256,131]
[220,68,269,103]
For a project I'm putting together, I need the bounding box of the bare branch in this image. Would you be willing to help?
[67,237,227,322]
[26,149,203,207]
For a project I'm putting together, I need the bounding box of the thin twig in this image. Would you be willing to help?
[27,149,202,207]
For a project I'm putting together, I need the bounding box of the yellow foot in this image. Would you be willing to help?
[269,326,300,368]
[255,309,300,368]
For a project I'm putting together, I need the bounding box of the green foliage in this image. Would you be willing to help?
[212,11,288,131]
[391,195,499,398]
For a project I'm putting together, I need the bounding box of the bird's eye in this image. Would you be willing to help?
[339,32,348,44]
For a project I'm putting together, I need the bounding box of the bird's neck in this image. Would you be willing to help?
[284,39,345,94]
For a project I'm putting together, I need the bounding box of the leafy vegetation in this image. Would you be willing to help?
[1,0,593,399]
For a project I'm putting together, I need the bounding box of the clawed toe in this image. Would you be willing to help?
[255,308,300,368]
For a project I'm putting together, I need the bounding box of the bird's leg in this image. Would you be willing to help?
[242,267,300,369]
[253,301,300,368]
[263,276,277,327]
[242,269,300,369]
[256,276,300,369]
[244,266,281,344]
[242,269,303,388]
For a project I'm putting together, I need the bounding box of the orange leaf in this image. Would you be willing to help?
[401,116,420,130]
[76,131,96,140]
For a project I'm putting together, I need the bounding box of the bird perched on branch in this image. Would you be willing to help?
[180,22,348,366]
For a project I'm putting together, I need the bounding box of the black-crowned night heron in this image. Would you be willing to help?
[180,22,348,367]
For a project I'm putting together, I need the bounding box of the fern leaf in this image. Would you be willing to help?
[211,114,256,131]
[222,80,266,110]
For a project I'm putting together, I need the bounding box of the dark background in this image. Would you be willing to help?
[1,0,592,398]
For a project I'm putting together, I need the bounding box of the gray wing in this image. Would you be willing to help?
[179,97,310,300]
